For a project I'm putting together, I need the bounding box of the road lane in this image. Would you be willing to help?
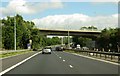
[1,51,38,71]
[5,51,77,74]
[54,51,118,74]
[3,51,119,74]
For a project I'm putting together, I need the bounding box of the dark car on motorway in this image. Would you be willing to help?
[56,46,63,51]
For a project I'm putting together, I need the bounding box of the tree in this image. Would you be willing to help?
[96,28,120,52]
[72,36,92,48]
[31,29,44,49]
[2,25,14,49]
[2,14,35,49]
[2,16,14,49]
[51,37,61,45]
[80,26,98,30]
[88,26,97,30]
[80,26,87,30]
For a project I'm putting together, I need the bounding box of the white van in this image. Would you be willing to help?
[76,44,81,49]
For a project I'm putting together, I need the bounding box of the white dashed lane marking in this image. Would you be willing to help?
[69,65,73,68]
[54,52,74,69]
[59,57,62,59]
[54,53,59,57]
[63,59,65,62]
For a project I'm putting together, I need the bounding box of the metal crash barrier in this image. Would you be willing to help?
[66,49,120,63]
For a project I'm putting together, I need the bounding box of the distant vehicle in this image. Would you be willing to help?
[56,46,63,51]
[82,47,89,50]
[42,47,51,54]
[61,46,64,50]
[76,44,81,49]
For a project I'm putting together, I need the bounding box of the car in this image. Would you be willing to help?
[76,44,81,49]
[42,48,51,54]
[82,47,89,50]
[56,46,63,51]
[33,48,38,51]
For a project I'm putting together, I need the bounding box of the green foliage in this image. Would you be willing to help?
[40,37,61,46]
[63,37,68,44]
[80,26,98,30]
[96,28,120,52]
[2,14,34,49]
[51,37,61,45]
[72,36,92,47]
[2,15,61,50]
[2,25,14,49]
[0,50,32,58]
[62,37,72,45]
[75,27,119,52]
[31,29,44,49]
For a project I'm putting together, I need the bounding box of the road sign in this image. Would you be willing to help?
[27,43,31,50]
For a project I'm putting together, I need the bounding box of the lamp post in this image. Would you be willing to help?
[61,37,63,45]
[14,15,16,51]
[68,30,70,49]
[117,42,120,52]
[0,23,4,50]
[67,20,70,49]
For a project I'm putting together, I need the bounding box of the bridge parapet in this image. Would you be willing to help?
[35,28,101,37]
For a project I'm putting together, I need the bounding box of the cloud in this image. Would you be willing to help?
[32,13,118,30]
[91,0,119,2]
[0,0,63,17]
[1,0,119,2]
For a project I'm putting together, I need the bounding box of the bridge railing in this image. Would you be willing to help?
[66,49,120,63]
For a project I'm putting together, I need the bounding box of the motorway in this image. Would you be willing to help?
[2,51,119,74]
[1,51,38,71]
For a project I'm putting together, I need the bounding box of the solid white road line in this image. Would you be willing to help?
[64,52,119,66]
[69,65,73,68]
[0,51,42,75]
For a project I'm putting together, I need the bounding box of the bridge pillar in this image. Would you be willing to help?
[68,31,70,49]
[61,37,63,45]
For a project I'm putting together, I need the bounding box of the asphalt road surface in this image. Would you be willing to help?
[4,51,119,74]
[1,51,38,71]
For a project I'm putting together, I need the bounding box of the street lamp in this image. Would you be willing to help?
[0,23,4,50]
[14,15,16,51]
[117,42,120,52]
[61,37,63,45]
[68,30,70,49]
[67,20,70,49]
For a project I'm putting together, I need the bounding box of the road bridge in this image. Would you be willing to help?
[36,28,101,37]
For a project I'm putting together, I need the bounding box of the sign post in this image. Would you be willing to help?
[27,39,32,50]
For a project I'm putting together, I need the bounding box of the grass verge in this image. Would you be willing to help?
[0,50,33,58]
[64,50,75,53]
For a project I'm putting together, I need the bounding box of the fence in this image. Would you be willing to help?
[67,49,120,63]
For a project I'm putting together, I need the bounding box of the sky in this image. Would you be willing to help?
[0,0,119,30]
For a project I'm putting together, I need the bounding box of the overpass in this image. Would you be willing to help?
[36,28,101,37]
